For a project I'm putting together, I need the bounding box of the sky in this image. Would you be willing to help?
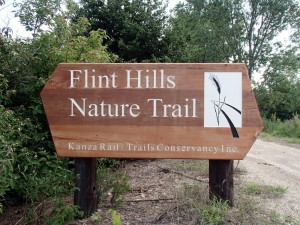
[0,0,185,38]
[0,0,292,82]
[0,0,27,37]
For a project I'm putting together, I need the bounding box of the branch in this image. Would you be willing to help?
[156,165,208,183]
[126,198,174,203]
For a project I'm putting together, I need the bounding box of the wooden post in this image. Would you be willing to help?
[209,160,234,207]
[74,158,97,217]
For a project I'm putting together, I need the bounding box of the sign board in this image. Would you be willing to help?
[40,63,263,159]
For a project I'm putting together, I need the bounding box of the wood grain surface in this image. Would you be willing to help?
[41,63,263,159]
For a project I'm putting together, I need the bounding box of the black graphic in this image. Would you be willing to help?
[209,74,241,138]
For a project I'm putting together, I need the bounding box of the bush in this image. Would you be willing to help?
[262,115,300,139]
[97,159,130,207]
[0,105,82,222]
[0,1,115,222]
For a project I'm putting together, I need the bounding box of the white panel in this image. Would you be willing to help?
[204,72,242,128]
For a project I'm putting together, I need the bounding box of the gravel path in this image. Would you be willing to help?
[238,139,300,218]
[77,139,300,224]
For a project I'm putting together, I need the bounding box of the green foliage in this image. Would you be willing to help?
[262,115,300,140]
[0,38,43,109]
[90,211,103,223]
[15,0,61,36]
[165,0,241,63]
[166,0,300,79]
[171,182,297,224]
[109,209,122,225]
[0,74,15,105]
[0,104,83,221]
[97,159,130,207]
[0,106,27,203]
[98,158,121,168]
[254,49,300,120]
[43,197,83,225]
[202,197,229,225]
[244,182,288,198]
[179,183,229,223]
[40,16,114,63]
[2,0,300,223]
[0,98,61,205]
[233,195,259,224]
[241,0,300,78]
[0,48,85,225]
[0,0,113,222]
[77,0,168,62]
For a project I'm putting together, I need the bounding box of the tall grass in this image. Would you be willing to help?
[262,115,300,141]
[159,181,297,224]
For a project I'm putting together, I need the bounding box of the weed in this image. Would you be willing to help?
[244,183,288,198]
[90,211,102,223]
[109,209,122,225]
[202,197,229,224]
[175,182,230,224]
[173,160,209,175]
[43,197,83,225]
[233,194,261,224]
[165,181,297,224]
[97,160,130,207]
[262,115,300,142]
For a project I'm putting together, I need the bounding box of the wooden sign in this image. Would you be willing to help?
[40,63,263,159]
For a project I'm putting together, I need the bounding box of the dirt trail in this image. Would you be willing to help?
[116,139,300,223]
[3,139,299,224]
[238,139,300,218]
[80,139,300,224]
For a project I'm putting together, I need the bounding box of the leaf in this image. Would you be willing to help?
[216,102,241,114]
[212,77,221,94]
[109,209,121,225]
[220,109,239,138]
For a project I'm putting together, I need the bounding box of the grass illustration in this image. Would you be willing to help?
[209,73,241,138]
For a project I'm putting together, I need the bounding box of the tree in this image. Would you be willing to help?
[0,0,112,217]
[76,0,168,62]
[0,0,13,38]
[166,0,300,79]
[165,0,244,63]
[240,0,300,79]
[5,0,111,105]
[254,48,300,120]
[14,0,61,37]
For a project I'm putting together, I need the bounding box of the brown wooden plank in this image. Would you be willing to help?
[41,89,204,126]
[43,63,248,90]
[74,158,97,217]
[209,160,234,207]
[41,63,263,159]
[49,125,261,159]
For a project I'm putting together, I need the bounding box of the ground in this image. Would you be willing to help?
[238,139,300,218]
[2,139,300,224]
[77,139,300,224]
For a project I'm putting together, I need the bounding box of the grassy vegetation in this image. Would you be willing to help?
[168,181,298,225]
[163,159,298,224]
[172,160,209,175]
[261,115,300,143]
[97,159,130,207]
[244,182,288,198]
